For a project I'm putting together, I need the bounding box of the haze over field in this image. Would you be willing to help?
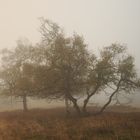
[0,0,140,110]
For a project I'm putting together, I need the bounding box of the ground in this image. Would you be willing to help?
[0,107,140,140]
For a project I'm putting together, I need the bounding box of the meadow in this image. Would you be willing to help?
[0,107,140,140]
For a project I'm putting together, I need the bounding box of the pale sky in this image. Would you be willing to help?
[0,0,140,108]
[0,0,140,66]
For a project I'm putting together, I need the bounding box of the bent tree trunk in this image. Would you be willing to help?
[65,96,70,115]
[98,91,116,114]
[66,94,81,115]
[83,97,90,113]
[73,100,81,115]
[97,79,122,114]
[82,85,99,114]
[23,94,28,112]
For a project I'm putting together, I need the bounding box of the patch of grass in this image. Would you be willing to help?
[0,108,139,140]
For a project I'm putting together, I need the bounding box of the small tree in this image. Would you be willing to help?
[83,44,140,114]
[0,40,34,111]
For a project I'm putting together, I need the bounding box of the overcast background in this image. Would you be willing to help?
[0,0,140,110]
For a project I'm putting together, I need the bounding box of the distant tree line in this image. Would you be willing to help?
[0,18,139,116]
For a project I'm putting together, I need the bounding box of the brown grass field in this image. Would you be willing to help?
[0,107,140,140]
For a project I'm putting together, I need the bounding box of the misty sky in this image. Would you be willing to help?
[0,0,140,108]
[0,0,140,68]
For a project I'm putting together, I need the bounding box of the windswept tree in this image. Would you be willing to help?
[34,33,90,114]
[32,18,89,114]
[37,18,140,115]
[85,44,140,114]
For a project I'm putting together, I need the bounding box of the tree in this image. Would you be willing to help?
[86,44,139,114]
[0,18,139,116]
[36,18,140,116]
[0,39,35,111]
[35,33,89,115]
[35,19,89,115]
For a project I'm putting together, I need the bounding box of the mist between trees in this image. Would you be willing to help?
[0,18,140,116]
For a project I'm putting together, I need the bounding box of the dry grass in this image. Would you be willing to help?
[0,108,140,140]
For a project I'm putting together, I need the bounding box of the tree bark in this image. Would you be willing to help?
[82,85,99,114]
[97,79,122,114]
[23,94,28,112]
[83,97,90,113]
[65,96,70,115]
[66,93,81,115]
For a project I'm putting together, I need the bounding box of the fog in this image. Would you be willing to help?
[0,0,140,110]
[0,91,139,112]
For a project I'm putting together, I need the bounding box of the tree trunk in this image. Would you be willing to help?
[82,85,99,114]
[65,96,70,115]
[82,97,90,113]
[64,75,81,115]
[97,79,122,114]
[23,94,28,112]
[73,100,81,115]
[97,92,116,114]
[67,94,81,115]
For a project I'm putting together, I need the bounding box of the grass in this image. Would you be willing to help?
[0,107,140,140]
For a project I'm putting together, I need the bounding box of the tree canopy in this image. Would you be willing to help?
[0,18,139,115]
